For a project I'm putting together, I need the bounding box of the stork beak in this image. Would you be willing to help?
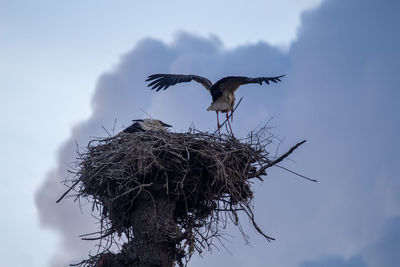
[131,119,144,122]
[162,122,172,128]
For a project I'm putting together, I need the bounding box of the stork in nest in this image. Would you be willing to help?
[146,74,284,136]
[123,119,172,133]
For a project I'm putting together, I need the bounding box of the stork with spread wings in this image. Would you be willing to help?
[146,74,284,135]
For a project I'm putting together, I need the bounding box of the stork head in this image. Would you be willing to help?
[132,119,172,132]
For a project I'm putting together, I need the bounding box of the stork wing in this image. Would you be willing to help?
[242,75,285,85]
[146,74,213,91]
[215,75,285,94]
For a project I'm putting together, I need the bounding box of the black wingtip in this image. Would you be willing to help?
[145,75,156,82]
[146,74,165,82]
[162,122,172,128]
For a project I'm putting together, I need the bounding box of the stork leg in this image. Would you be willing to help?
[231,109,234,122]
[216,111,221,136]
[226,112,234,137]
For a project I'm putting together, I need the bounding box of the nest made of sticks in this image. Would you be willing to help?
[63,127,307,266]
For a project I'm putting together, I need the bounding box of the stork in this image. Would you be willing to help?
[123,119,172,133]
[146,74,284,135]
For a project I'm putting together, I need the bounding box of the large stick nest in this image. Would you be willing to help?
[65,127,306,266]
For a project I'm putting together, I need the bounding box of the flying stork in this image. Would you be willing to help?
[146,74,284,135]
[123,119,172,133]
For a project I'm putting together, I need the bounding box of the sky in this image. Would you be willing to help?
[1,0,399,266]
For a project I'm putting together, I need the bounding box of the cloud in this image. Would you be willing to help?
[362,216,400,267]
[35,0,400,266]
[299,216,400,267]
[300,256,367,267]
[269,0,400,264]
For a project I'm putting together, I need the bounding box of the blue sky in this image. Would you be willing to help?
[1,0,399,266]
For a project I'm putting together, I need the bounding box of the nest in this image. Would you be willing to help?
[63,127,306,267]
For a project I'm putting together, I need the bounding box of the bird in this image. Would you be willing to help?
[146,74,284,135]
[123,119,172,133]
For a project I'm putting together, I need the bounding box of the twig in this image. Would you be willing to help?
[57,165,107,203]
[239,203,275,242]
[56,179,80,203]
[112,118,117,135]
[213,97,243,135]
[101,125,111,137]
[249,139,306,178]
[81,230,113,241]
[275,164,317,182]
